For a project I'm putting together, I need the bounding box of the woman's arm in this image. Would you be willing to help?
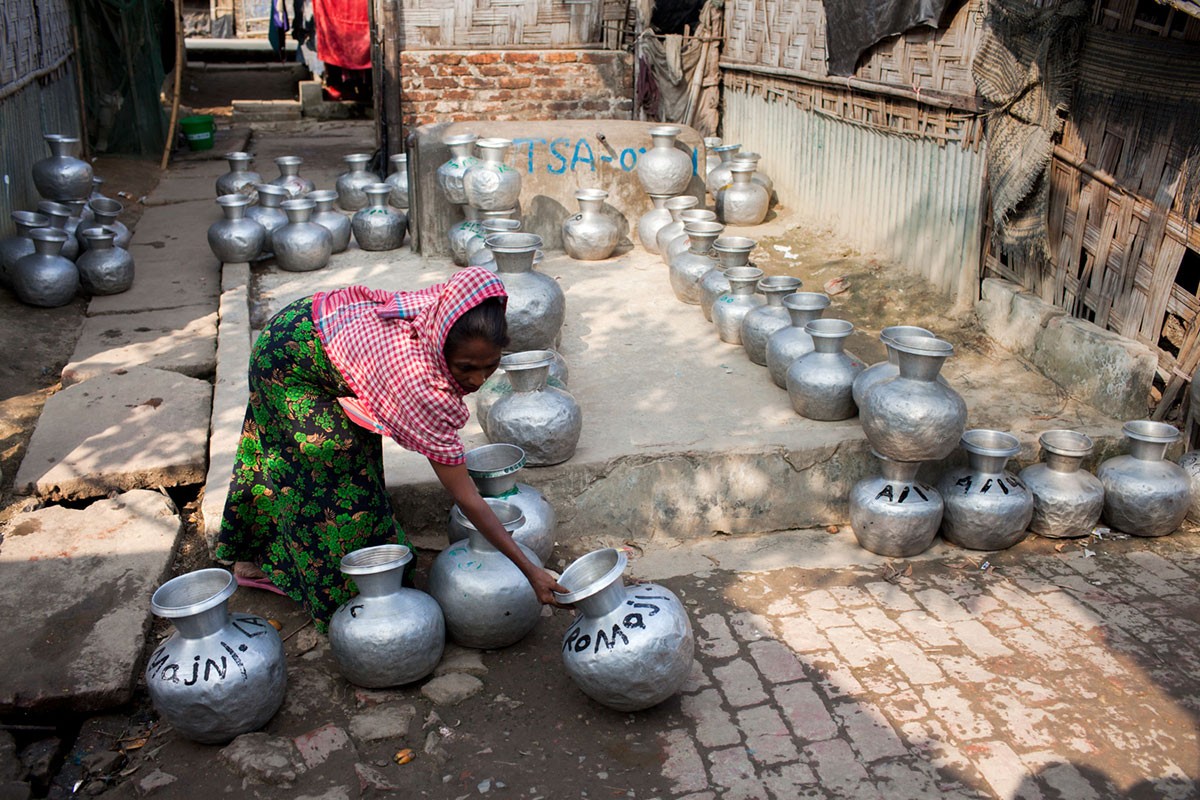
[429,459,568,606]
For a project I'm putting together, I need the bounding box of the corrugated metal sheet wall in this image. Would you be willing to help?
[723,88,987,303]
[0,69,82,238]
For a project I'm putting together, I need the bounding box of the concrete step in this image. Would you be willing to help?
[0,490,183,713]
[209,238,1126,551]
[232,99,302,124]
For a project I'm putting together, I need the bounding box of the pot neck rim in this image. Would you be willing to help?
[553,548,628,605]
[782,291,830,313]
[1038,429,1094,459]
[880,325,935,345]
[961,429,1020,459]
[150,568,236,619]
[465,443,527,478]
[1122,419,1180,445]
[452,498,525,534]
[339,544,413,576]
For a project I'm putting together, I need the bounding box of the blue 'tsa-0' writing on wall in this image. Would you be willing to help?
[511,137,699,176]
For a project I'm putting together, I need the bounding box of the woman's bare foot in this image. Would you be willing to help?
[233,561,267,580]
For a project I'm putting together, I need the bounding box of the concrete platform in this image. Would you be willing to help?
[205,236,1125,549]
[0,490,182,713]
[62,305,217,387]
[16,366,212,500]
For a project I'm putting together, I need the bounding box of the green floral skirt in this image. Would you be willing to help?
[215,297,410,630]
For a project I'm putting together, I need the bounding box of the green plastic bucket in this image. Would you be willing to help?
[180,114,215,151]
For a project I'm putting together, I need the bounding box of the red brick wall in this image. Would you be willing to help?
[400,50,633,130]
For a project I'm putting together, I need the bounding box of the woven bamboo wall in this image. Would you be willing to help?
[983,1,1200,411]
[723,0,985,100]
[1,0,74,91]
[0,0,80,239]
[398,0,627,48]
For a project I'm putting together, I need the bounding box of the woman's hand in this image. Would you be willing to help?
[429,459,571,609]
[527,568,571,608]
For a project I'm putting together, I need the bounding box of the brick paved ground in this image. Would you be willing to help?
[655,530,1200,799]
[78,528,1200,799]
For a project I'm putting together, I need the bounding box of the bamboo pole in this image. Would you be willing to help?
[70,19,90,160]
[161,0,185,171]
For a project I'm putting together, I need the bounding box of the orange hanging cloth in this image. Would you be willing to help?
[313,0,371,70]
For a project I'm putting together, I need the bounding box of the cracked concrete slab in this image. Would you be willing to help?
[16,366,211,500]
[62,305,217,386]
[0,490,182,713]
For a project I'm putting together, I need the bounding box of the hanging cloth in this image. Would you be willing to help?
[313,0,371,70]
[268,0,290,60]
[821,0,950,76]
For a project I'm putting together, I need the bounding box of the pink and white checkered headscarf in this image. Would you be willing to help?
[312,267,507,465]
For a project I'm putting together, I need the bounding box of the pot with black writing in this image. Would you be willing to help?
[275,198,333,272]
[669,221,724,304]
[786,319,865,421]
[637,193,674,254]
[766,292,831,389]
[215,152,261,201]
[562,189,620,261]
[145,568,287,744]
[352,184,407,251]
[700,236,754,322]
[487,233,565,352]
[637,125,693,196]
[270,156,315,198]
[309,190,352,254]
[335,153,380,211]
[850,451,943,557]
[328,545,445,688]
[741,275,803,365]
[852,325,938,409]
[77,226,134,295]
[485,350,582,466]
[1020,430,1105,539]
[428,500,542,649]
[1098,420,1190,537]
[554,548,694,712]
[712,266,765,345]
[859,336,967,462]
[938,429,1034,551]
[437,134,480,206]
